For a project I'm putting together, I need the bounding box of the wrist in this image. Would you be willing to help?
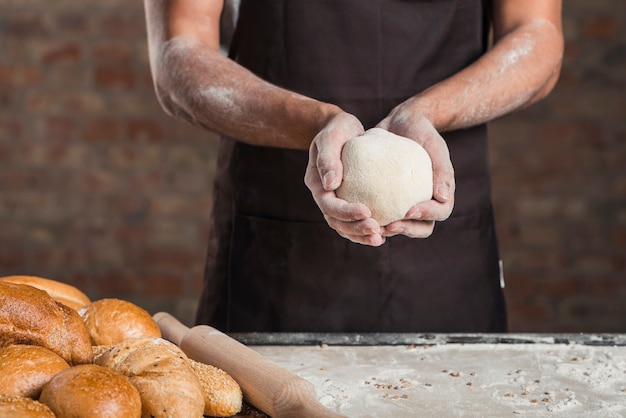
[400,95,444,131]
[316,103,345,131]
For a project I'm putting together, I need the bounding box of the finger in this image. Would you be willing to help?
[326,201,372,222]
[305,144,335,202]
[304,143,323,193]
[405,199,454,222]
[348,234,386,246]
[383,220,435,238]
[316,135,345,191]
[420,133,455,204]
[326,216,381,237]
[431,157,455,204]
[313,113,364,191]
[326,216,385,246]
[309,181,373,222]
[306,147,373,220]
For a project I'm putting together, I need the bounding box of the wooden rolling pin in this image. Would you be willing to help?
[153,312,345,418]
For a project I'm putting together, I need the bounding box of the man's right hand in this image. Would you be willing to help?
[304,113,387,247]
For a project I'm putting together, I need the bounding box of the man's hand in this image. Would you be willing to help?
[377,109,455,238]
[304,113,388,246]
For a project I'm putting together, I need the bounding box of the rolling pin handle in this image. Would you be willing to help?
[184,325,346,418]
[153,311,189,346]
[154,314,346,418]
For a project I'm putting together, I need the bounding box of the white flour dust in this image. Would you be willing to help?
[455,19,560,128]
[158,35,268,132]
[252,343,626,418]
[498,30,536,75]
[199,86,245,119]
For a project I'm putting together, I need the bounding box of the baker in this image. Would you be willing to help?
[143,0,563,333]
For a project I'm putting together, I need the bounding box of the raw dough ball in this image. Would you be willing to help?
[336,128,433,226]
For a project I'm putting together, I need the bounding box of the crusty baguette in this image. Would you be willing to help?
[79,298,161,346]
[39,364,141,418]
[0,281,93,365]
[95,337,205,417]
[0,394,56,418]
[0,344,70,399]
[0,275,91,311]
[188,358,243,417]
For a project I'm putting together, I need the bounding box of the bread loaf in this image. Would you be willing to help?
[0,344,70,399]
[92,344,112,357]
[79,298,161,346]
[0,281,93,365]
[0,394,55,418]
[95,337,205,417]
[0,275,91,311]
[188,358,243,417]
[39,364,142,418]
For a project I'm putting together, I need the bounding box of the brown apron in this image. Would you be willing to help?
[196,0,507,333]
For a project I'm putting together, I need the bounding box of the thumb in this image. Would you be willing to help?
[315,135,345,191]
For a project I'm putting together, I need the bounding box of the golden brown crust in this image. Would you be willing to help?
[79,298,161,346]
[189,358,243,417]
[96,337,205,417]
[39,364,141,418]
[92,344,112,357]
[0,281,94,365]
[0,394,56,418]
[0,275,91,311]
[0,344,70,399]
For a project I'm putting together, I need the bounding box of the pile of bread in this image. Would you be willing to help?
[0,275,243,418]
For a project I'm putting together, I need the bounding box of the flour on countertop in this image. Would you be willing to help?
[251,343,626,418]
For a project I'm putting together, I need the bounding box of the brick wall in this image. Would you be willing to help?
[491,0,626,332]
[0,1,217,324]
[1,1,624,331]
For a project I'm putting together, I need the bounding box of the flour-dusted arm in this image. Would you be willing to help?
[380,0,564,135]
[143,0,345,150]
[308,0,564,244]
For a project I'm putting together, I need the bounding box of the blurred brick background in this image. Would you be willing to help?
[1,1,624,331]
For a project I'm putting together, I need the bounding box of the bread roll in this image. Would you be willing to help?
[96,337,205,417]
[188,358,243,417]
[0,344,70,399]
[0,281,93,365]
[0,275,91,311]
[0,394,55,418]
[336,128,433,226]
[79,298,161,346]
[39,364,141,418]
[92,344,112,357]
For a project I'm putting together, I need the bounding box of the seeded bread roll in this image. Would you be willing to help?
[0,281,93,365]
[0,345,70,399]
[188,358,243,417]
[79,298,161,346]
[0,394,56,418]
[39,364,141,418]
[0,275,91,311]
[93,344,242,416]
[95,337,205,417]
[92,344,112,357]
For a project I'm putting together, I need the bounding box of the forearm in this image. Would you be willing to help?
[403,18,563,132]
[151,35,341,149]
